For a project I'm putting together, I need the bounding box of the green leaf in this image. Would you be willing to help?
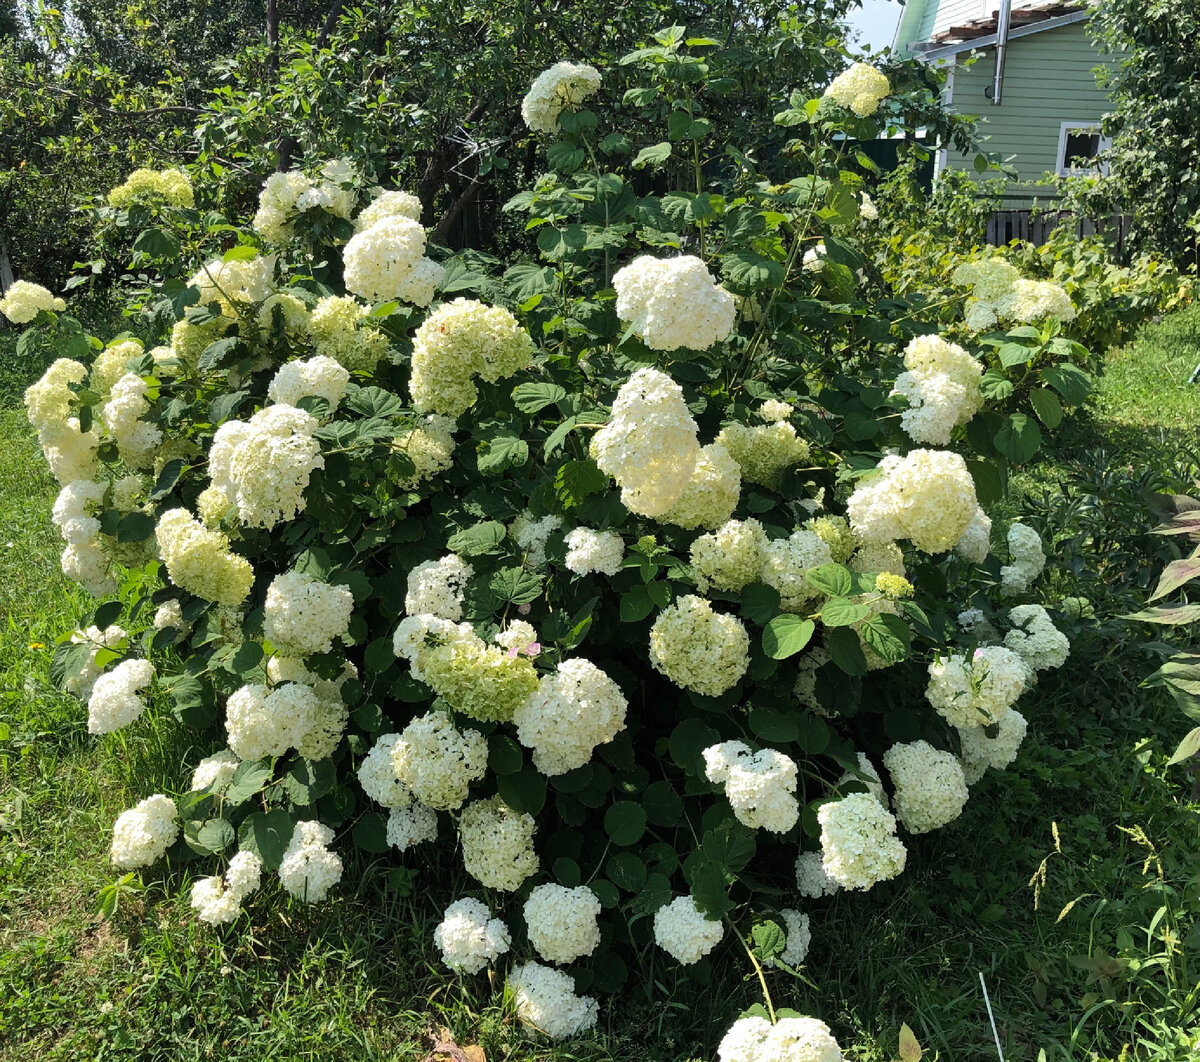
[703,820,755,872]
[197,336,242,373]
[805,564,852,598]
[148,459,186,502]
[859,613,911,664]
[604,801,647,845]
[512,382,566,414]
[1029,388,1064,428]
[820,598,872,627]
[488,734,524,775]
[228,639,264,675]
[94,600,124,629]
[998,342,1033,368]
[722,251,785,292]
[363,636,396,673]
[739,583,780,625]
[689,858,733,918]
[642,780,684,826]
[1168,726,1200,766]
[606,852,647,892]
[669,717,720,774]
[503,264,557,302]
[748,704,801,743]
[751,920,786,961]
[979,369,1014,402]
[546,141,586,173]
[447,520,507,556]
[555,459,608,509]
[238,809,294,870]
[489,567,543,604]
[344,386,405,419]
[1150,556,1200,601]
[184,817,235,856]
[225,760,272,805]
[1125,604,1200,625]
[282,758,336,805]
[968,458,1006,508]
[619,585,655,622]
[762,615,816,659]
[632,142,673,169]
[899,1023,924,1062]
[827,627,868,676]
[352,812,390,853]
[1041,363,1091,406]
[132,227,181,260]
[497,767,547,815]
[994,413,1043,463]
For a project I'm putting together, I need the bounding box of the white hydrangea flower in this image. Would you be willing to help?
[564,526,625,576]
[358,733,411,807]
[716,420,809,491]
[391,712,488,811]
[958,708,1029,783]
[523,884,602,965]
[267,356,349,412]
[65,624,128,700]
[156,509,255,606]
[263,572,354,656]
[404,554,473,620]
[102,372,162,469]
[512,658,627,776]
[225,682,320,761]
[308,294,389,372]
[954,258,1075,328]
[507,961,599,1040]
[795,850,841,898]
[51,480,104,544]
[760,530,834,611]
[718,1014,843,1062]
[110,794,178,869]
[883,740,970,834]
[925,645,1029,729]
[892,334,984,446]
[661,441,743,530]
[386,795,439,851]
[433,897,511,974]
[653,894,724,965]
[521,61,603,133]
[278,820,342,902]
[187,255,276,310]
[1005,604,1069,671]
[1000,522,1047,596]
[190,749,240,791]
[107,167,194,208]
[87,658,155,734]
[691,519,768,593]
[859,191,879,221]
[153,599,192,636]
[955,506,993,564]
[612,254,736,351]
[356,189,422,230]
[817,793,907,890]
[591,368,701,519]
[510,511,562,569]
[458,796,538,892]
[390,414,457,489]
[649,595,750,697]
[763,908,812,969]
[837,751,887,806]
[61,541,116,597]
[824,62,891,115]
[0,279,66,323]
[190,850,263,926]
[802,242,828,273]
[494,619,539,652]
[703,740,800,834]
[343,215,431,302]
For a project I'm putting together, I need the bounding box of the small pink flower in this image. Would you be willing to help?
[523,642,541,657]
[973,648,985,662]
[506,646,520,659]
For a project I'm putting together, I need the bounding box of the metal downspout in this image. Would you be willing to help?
[991,0,1013,104]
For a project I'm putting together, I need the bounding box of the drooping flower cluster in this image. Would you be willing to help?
[343,212,442,305]
[107,168,194,208]
[703,741,800,833]
[458,796,538,891]
[716,419,810,491]
[408,298,534,416]
[512,658,628,775]
[612,255,737,351]
[102,373,162,468]
[87,657,156,734]
[654,895,724,964]
[523,884,602,965]
[278,819,343,902]
[958,708,1029,783]
[190,851,263,926]
[0,280,67,323]
[718,1015,844,1062]
[591,368,701,518]
[155,508,255,606]
[24,359,99,486]
[1000,523,1047,596]
[883,740,969,834]
[953,258,1076,329]
[817,793,907,890]
[433,897,512,973]
[91,338,145,397]
[507,961,599,1040]
[390,711,488,811]
[1004,604,1070,671]
[823,62,891,116]
[892,334,984,445]
[521,61,603,133]
[263,572,354,656]
[649,595,750,697]
[847,449,978,554]
[110,794,179,869]
[564,526,625,576]
[925,645,1028,728]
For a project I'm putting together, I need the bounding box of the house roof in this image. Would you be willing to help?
[913,2,1087,50]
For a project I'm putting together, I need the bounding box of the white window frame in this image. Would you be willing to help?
[1056,121,1111,176]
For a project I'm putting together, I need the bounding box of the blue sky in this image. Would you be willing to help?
[844,0,905,53]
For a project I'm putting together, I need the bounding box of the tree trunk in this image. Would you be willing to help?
[0,229,12,332]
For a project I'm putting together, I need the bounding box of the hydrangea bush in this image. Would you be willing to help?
[13,33,1078,1056]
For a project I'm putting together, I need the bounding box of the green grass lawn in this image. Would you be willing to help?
[3,310,1200,1061]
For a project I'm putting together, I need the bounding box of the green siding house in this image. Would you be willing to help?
[895,1,1117,207]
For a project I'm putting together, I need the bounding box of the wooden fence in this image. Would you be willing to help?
[986,209,1133,253]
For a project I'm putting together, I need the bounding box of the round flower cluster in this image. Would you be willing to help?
[824,61,891,116]
[263,572,354,656]
[190,748,240,791]
[225,682,320,761]
[507,961,599,1040]
[416,628,541,723]
[691,518,769,593]
[267,356,349,411]
[859,191,879,221]
[385,789,439,851]
[252,160,356,243]
[718,1015,843,1062]
[155,508,255,606]
[660,441,742,530]
[802,242,828,273]
[357,733,410,807]
[512,658,628,775]
[107,168,194,208]
[66,624,128,699]
[409,298,535,417]
[25,359,98,486]
[716,420,809,490]
[758,400,795,422]
[187,255,276,312]
[1000,522,1047,596]
[653,895,724,965]
[591,368,701,518]
[564,526,625,576]
[817,792,907,890]
[391,415,456,488]
[355,189,422,231]
[51,479,104,545]
[190,850,263,926]
[925,645,1029,728]
[521,61,603,133]
[87,658,155,735]
[958,708,1029,783]
[278,819,343,902]
[954,506,994,564]
[343,214,442,305]
[764,908,812,969]
[523,884,602,964]
[405,554,473,620]
[433,897,511,974]
[703,740,800,833]
[761,530,835,611]
[510,511,562,569]
[0,280,67,323]
[91,338,145,396]
[612,255,737,351]
[110,794,179,869]
[649,595,750,697]
[103,372,162,468]
[308,295,389,372]
[807,515,858,565]
[458,796,538,892]
[1004,604,1070,671]
[847,449,978,554]
[795,850,841,898]
[953,259,1076,329]
[264,659,351,761]
[390,711,488,811]
[892,334,984,446]
[1005,278,1077,323]
[206,405,323,530]
[883,740,969,834]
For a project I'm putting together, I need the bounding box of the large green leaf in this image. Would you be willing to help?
[762,615,815,659]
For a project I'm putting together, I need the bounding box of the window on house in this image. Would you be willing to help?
[1056,122,1111,176]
